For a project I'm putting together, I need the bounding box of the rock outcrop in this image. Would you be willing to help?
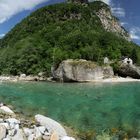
[117,63,140,79]
[96,5,130,41]
[52,59,114,82]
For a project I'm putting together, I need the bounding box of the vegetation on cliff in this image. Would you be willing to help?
[0,1,139,75]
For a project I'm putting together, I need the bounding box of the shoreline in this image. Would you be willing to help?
[0,75,139,83]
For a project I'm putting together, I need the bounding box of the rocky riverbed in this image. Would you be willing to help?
[0,103,75,140]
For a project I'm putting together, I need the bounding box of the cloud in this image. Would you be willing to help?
[111,7,125,17]
[129,27,140,40]
[120,22,128,26]
[0,34,5,38]
[0,0,48,24]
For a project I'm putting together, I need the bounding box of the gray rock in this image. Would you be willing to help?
[33,126,42,139]
[6,118,20,124]
[28,134,34,140]
[38,126,46,134]
[52,59,114,82]
[117,63,140,79]
[11,129,26,140]
[23,128,33,137]
[35,114,67,138]
[0,125,6,139]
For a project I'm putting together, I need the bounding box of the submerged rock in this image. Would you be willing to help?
[52,59,114,82]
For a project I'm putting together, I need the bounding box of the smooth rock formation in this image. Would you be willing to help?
[117,63,140,79]
[35,114,67,138]
[52,59,114,82]
[0,106,14,114]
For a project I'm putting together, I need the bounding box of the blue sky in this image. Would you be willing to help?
[0,0,140,45]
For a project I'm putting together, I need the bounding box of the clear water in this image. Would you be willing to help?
[0,81,140,134]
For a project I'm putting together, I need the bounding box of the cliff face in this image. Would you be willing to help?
[52,59,114,82]
[96,8,130,41]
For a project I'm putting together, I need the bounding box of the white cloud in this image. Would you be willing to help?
[0,34,5,38]
[130,27,140,40]
[111,7,125,17]
[120,22,128,26]
[0,0,48,24]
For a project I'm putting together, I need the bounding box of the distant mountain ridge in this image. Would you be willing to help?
[0,1,139,76]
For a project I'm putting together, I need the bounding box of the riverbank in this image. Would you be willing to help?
[0,103,75,140]
[0,75,140,83]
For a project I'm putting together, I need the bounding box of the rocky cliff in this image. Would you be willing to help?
[52,59,114,82]
[96,4,130,41]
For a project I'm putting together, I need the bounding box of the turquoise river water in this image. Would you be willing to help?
[0,81,140,134]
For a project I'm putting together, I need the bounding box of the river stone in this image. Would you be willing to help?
[0,123,10,129]
[34,126,42,139]
[11,129,26,140]
[0,106,14,114]
[35,114,67,138]
[0,125,6,139]
[42,135,50,140]
[61,136,76,140]
[38,126,46,134]
[50,131,59,140]
[6,118,20,124]
[23,128,33,137]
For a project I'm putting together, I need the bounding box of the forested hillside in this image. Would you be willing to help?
[0,1,139,75]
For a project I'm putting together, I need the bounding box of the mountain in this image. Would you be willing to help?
[0,1,139,76]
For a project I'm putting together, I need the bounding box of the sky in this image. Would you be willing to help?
[0,0,140,45]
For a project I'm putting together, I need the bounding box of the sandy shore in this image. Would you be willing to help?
[89,77,140,83]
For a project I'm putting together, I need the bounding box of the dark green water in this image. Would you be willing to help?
[0,81,140,133]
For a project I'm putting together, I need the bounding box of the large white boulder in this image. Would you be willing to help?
[35,114,67,138]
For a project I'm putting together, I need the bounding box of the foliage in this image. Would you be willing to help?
[0,1,139,75]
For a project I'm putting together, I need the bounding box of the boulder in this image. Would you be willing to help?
[35,114,67,138]
[0,106,14,114]
[20,74,26,78]
[117,63,140,79]
[52,59,114,82]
